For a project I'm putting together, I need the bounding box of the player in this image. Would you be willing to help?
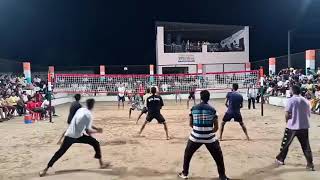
[138,87,169,140]
[138,83,145,101]
[136,88,152,124]
[57,94,82,144]
[129,92,143,119]
[187,88,196,109]
[126,88,133,104]
[178,90,229,180]
[219,83,250,141]
[275,85,314,171]
[39,99,109,177]
[174,82,182,104]
[117,83,126,109]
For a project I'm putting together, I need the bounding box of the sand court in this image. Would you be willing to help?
[0,99,320,180]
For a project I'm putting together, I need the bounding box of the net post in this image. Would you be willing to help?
[259,66,264,116]
[23,62,32,84]
[48,66,54,123]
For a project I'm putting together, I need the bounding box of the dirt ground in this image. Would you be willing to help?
[0,99,320,180]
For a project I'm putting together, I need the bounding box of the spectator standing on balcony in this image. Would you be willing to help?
[275,85,314,171]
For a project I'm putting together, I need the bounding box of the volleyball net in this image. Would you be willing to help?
[53,70,260,95]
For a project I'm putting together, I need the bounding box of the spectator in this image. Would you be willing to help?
[4,94,16,117]
[311,87,320,114]
[41,95,58,117]
[247,84,257,109]
[26,96,46,119]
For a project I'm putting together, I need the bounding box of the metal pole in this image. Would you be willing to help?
[288,30,291,68]
[49,91,52,123]
[259,66,264,116]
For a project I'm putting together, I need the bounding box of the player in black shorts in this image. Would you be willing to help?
[220,83,250,141]
[138,87,169,140]
[187,89,196,109]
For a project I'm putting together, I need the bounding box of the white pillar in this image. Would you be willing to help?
[100,65,105,75]
[23,62,31,84]
[245,62,251,71]
[48,66,54,91]
[149,64,154,83]
[269,57,276,75]
[197,64,203,74]
[306,50,315,73]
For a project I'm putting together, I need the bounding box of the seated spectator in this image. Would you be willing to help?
[6,93,24,116]
[41,95,58,117]
[34,91,43,103]
[21,91,28,103]
[0,96,10,121]
[26,96,46,119]
[4,94,16,117]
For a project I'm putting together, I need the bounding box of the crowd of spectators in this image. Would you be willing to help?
[262,67,320,114]
[0,73,56,122]
[164,39,244,53]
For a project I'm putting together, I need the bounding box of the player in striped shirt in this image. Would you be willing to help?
[178,90,229,180]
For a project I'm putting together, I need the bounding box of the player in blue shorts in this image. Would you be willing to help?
[219,83,250,141]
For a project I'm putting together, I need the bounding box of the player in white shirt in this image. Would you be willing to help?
[39,99,109,177]
[117,84,126,109]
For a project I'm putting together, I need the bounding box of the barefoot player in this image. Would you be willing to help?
[39,99,109,177]
[136,88,152,124]
[178,90,229,180]
[187,88,196,109]
[219,83,250,141]
[138,87,169,140]
[129,93,143,119]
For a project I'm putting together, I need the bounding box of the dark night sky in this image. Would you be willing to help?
[0,0,320,67]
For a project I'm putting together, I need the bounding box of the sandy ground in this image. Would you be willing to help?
[0,99,320,180]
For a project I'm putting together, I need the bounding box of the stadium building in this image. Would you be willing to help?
[156,22,250,74]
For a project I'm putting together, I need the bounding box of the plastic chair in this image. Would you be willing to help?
[31,112,42,121]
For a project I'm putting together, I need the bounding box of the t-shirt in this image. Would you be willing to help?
[26,101,37,111]
[41,100,49,108]
[189,102,217,143]
[146,95,164,114]
[118,87,125,97]
[6,96,18,106]
[285,95,310,130]
[226,91,243,114]
[65,108,93,138]
[67,101,82,124]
